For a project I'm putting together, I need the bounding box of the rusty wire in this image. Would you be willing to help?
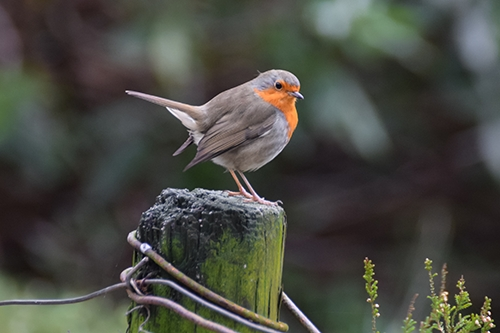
[122,259,284,333]
[0,282,128,306]
[281,292,322,333]
[127,231,290,332]
[0,230,321,333]
[128,231,321,333]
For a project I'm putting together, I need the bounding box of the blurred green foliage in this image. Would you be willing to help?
[0,275,127,332]
[0,0,500,332]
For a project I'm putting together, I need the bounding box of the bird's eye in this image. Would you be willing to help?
[274,81,283,90]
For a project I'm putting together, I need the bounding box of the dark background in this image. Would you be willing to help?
[1,0,499,332]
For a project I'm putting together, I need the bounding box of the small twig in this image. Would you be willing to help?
[282,292,321,333]
[440,263,448,295]
[0,282,127,306]
[407,294,418,317]
[127,290,238,333]
[128,230,289,332]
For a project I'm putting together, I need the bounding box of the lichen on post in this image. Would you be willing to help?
[127,188,287,333]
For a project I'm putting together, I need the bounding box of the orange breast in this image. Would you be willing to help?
[254,88,298,139]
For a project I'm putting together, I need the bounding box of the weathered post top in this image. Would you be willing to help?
[128,188,287,333]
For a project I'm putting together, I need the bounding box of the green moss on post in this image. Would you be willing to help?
[127,188,287,333]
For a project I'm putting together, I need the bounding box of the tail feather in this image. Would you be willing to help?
[126,90,203,131]
[173,135,194,156]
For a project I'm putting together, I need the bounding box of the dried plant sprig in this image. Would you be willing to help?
[402,294,418,333]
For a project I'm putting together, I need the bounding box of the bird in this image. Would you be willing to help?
[126,69,303,205]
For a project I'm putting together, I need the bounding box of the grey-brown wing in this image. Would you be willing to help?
[183,107,277,170]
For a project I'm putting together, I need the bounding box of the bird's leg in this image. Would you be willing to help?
[237,171,281,206]
[227,169,253,199]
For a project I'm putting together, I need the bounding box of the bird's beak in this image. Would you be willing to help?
[289,91,304,100]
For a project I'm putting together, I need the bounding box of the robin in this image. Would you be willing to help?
[126,69,303,205]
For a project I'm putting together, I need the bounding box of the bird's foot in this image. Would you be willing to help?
[227,190,282,206]
[245,195,283,206]
[227,190,253,199]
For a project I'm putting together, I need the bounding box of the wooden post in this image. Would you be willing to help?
[127,188,287,333]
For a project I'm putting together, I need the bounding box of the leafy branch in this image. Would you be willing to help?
[363,258,381,333]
